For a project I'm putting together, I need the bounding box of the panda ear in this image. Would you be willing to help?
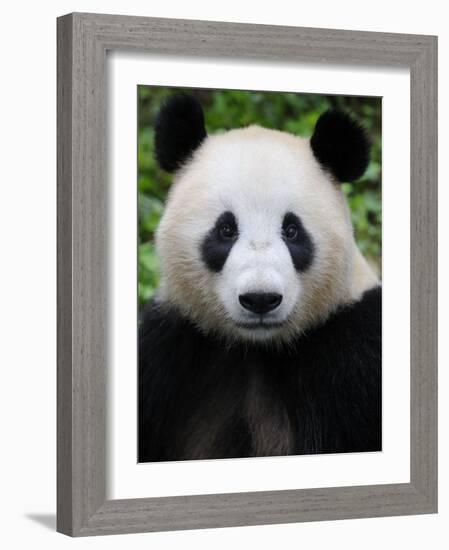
[310,110,370,183]
[155,94,207,172]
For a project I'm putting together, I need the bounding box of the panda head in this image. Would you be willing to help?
[153,94,378,344]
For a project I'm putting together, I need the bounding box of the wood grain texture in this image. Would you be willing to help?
[409,37,438,508]
[57,14,74,536]
[56,12,438,536]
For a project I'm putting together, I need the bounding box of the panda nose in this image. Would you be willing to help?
[239,292,283,315]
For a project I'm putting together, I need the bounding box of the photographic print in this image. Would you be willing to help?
[138,87,382,463]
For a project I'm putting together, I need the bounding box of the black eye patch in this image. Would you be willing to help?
[281,212,315,272]
[201,211,239,272]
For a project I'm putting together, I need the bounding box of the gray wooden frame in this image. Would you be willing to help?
[57,12,438,537]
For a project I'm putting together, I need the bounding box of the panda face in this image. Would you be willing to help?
[156,126,358,343]
[200,204,315,339]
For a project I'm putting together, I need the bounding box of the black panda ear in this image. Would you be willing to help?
[310,110,370,183]
[154,94,207,172]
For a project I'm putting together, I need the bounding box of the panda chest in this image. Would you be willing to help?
[182,363,296,459]
[243,371,295,457]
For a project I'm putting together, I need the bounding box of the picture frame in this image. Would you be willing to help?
[57,12,437,536]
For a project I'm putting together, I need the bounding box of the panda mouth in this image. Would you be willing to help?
[234,320,286,330]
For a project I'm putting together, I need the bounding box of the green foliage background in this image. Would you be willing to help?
[138,86,382,307]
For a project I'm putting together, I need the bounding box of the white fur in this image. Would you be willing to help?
[156,125,378,343]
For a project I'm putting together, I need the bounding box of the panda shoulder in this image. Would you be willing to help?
[327,285,382,359]
[303,285,381,361]
[346,285,382,330]
[140,298,194,353]
[331,285,381,340]
[138,298,204,378]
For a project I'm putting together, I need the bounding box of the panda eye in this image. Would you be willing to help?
[219,223,237,240]
[283,224,299,241]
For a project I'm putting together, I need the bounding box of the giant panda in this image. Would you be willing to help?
[139,93,381,462]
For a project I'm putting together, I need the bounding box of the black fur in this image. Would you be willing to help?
[139,287,382,462]
[155,94,207,172]
[282,212,315,272]
[310,110,370,182]
[201,211,239,272]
